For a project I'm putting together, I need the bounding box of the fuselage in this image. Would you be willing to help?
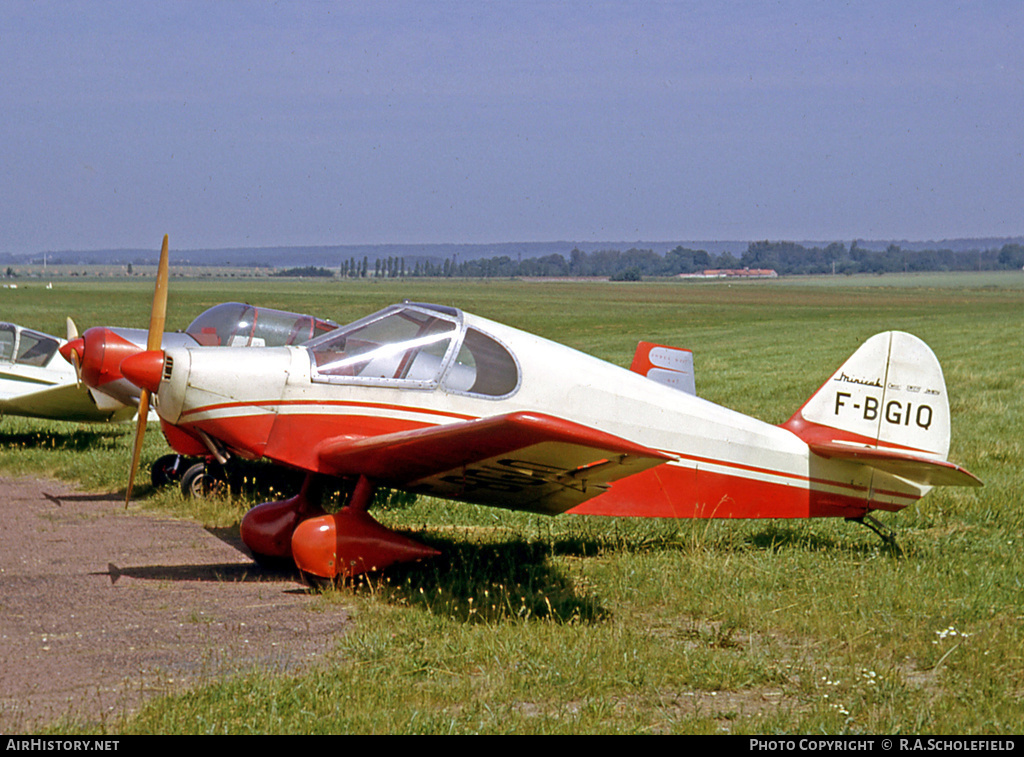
[0,322,73,399]
[0,321,135,422]
[149,304,927,519]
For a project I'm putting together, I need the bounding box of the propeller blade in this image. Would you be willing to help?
[70,351,82,387]
[125,234,170,506]
[147,234,170,351]
[126,389,150,507]
[64,318,82,386]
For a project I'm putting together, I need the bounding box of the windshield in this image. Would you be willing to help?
[309,305,460,384]
[186,303,338,347]
[0,324,59,367]
[0,324,14,363]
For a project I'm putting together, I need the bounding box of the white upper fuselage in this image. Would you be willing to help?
[150,304,923,518]
[156,310,798,455]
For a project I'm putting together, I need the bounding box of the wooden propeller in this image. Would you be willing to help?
[125,234,169,505]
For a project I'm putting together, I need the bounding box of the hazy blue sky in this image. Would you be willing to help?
[2,1,1021,254]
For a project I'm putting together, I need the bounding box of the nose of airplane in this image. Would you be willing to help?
[72,327,143,388]
[120,349,166,394]
[58,337,84,366]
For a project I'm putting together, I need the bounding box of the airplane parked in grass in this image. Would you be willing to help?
[94,238,981,583]
[59,238,339,490]
[1,319,138,423]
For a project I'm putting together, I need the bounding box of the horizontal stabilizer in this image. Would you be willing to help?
[315,411,675,514]
[807,439,982,488]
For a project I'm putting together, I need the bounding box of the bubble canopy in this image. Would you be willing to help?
[185,303,339,348]
[306,302,520,397]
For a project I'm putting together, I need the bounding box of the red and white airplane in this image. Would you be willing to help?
[59,246,338,489]
[105,239,981,582]
[1,320,138,423]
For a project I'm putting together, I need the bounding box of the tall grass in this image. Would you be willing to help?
[6,271,1023,733]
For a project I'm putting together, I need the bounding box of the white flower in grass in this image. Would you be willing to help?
[934,625,972,643]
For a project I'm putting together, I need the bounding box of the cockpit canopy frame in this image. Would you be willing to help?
[0,323,60,368]
[306,303,520,399]
[185,303,338,348]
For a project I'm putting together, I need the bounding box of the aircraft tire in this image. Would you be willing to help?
[150,454,187,488]
[179,462,227,499]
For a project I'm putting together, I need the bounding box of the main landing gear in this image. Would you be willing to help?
[239,474,440,583]
[149,454,233,498]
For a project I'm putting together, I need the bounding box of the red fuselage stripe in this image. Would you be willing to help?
[668,449,915,502]
[179,398,479,422]
[177,400,921,507]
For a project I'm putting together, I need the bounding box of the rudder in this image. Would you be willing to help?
[783,331,951,460]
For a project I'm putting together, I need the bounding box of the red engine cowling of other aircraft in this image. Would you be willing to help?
[59,328,142,388]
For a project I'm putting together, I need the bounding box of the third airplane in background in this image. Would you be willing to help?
[1,319,137,423]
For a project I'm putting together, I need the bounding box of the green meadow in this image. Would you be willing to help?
[2,271,1022,733]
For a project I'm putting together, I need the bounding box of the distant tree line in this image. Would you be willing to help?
[348,242,1024,279]
[396,247,720,279]
[741,241,1024,276]
[272,266,335,278]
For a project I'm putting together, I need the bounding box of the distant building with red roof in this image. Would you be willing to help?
[678,268,778,279]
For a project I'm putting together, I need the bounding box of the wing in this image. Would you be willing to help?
[807,439,982,488]
[315,411,676,515]
[0,382,135,423]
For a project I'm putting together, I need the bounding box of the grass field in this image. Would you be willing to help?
[2,271,1022,734]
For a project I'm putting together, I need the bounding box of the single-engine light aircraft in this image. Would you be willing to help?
[1,320,137,423]
[61,302,339,414]
[109,238,981,582]
[59,243,339,489]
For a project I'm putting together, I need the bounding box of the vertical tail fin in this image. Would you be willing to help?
[630,341,696,395]
[784,331,951,459]
[783,331,980,488]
